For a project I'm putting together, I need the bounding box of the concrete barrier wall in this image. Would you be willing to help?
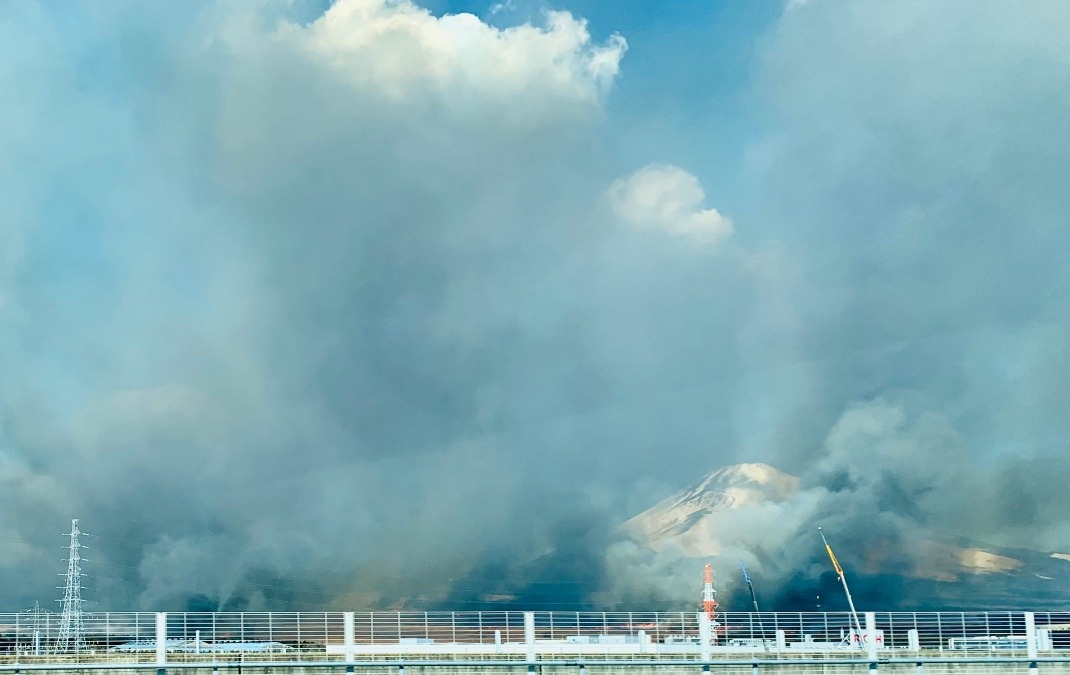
[1,662,1067,674]
[4,665,1056,675]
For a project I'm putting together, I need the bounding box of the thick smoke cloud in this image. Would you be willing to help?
[0,0,1068,613]
[750,0,1070,579]
[0,0,642,610]
[614,0,1070,610]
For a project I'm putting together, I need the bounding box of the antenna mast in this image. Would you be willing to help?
[56,519,86,652]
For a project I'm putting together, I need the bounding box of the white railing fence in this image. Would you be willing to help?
[0,610,1066,667]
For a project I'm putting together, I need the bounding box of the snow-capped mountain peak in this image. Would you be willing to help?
[622,462,799,554]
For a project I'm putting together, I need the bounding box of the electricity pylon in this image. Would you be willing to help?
[55,519,87,652]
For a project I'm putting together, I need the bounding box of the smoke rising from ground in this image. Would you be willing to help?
[0,0,1069,611]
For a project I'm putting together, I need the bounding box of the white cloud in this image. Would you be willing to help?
[275,0,626,109]
[490,0,517,16]
[607,164,733,245]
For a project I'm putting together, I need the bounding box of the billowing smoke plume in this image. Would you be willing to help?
[741,0,1070,609]
[1,0,1069,612]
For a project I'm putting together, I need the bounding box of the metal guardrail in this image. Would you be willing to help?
[0,610,1068,671]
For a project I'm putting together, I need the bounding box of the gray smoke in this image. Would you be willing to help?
[1,0,1069,612]
[747,0,1070,595]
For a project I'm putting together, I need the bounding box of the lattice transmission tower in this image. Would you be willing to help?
[55,519,87,652]
[702,563,719,644]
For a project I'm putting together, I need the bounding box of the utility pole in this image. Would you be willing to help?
[33,601,44,655]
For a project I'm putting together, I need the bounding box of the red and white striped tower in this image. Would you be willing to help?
[702,563,719,643]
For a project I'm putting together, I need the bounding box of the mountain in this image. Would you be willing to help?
[623,463,798,557]
[623,462,1070,609]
